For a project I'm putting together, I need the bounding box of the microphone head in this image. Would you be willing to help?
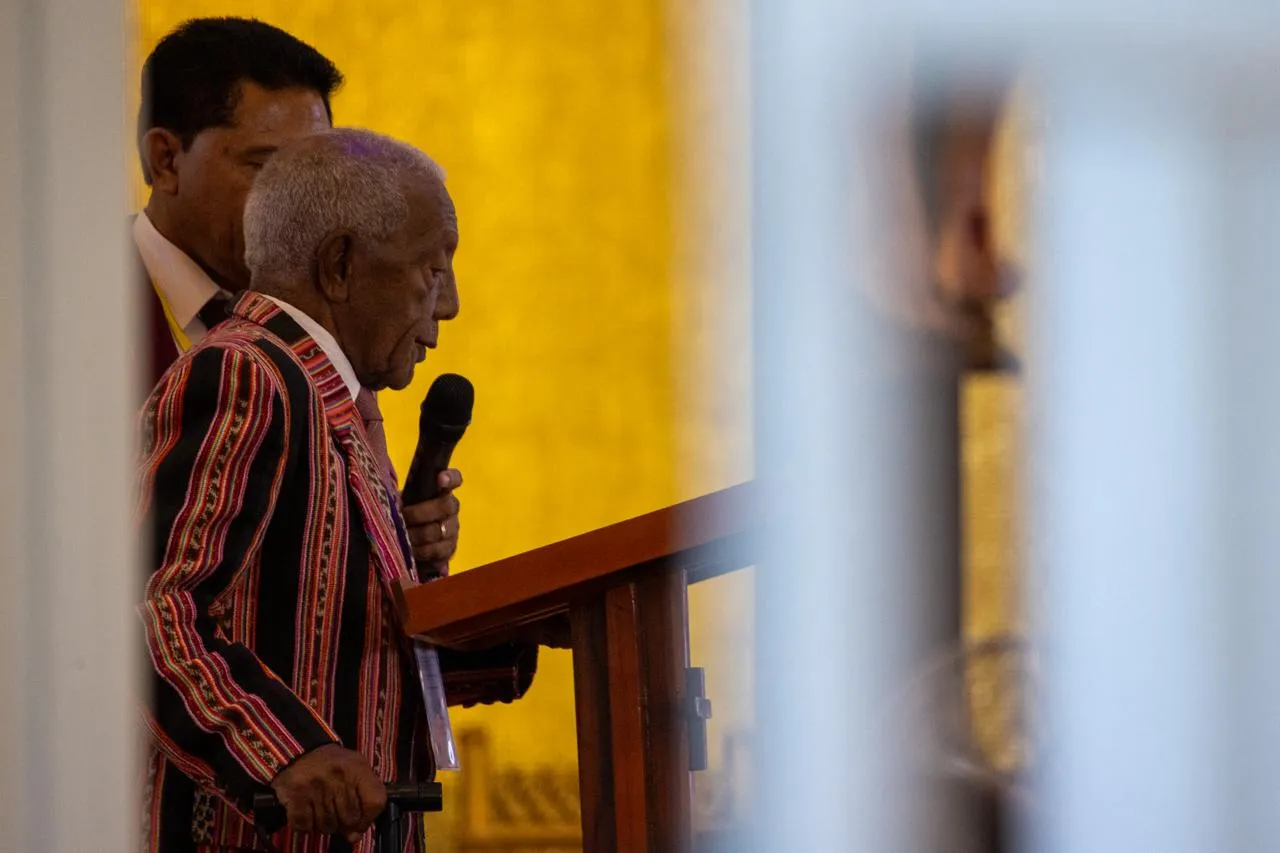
[420,373,473,443]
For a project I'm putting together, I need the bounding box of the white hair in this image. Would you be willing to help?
[243,128,445,282]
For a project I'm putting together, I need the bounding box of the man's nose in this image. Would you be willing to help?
[435,273,459,321]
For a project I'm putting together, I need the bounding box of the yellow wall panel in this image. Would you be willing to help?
[133,0,677,773]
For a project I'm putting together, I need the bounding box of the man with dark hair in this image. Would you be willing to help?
[136,17,343,384]
[133,19,539,852]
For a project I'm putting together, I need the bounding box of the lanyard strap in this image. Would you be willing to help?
[151,280,193,352]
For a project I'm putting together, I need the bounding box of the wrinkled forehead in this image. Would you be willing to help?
[436,187,458,233]
[405,171,458,235]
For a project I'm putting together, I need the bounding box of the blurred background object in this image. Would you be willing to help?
[126,1,1028,848]
[2,0,136,850]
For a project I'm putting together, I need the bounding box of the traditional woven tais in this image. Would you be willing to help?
[136,292,530,853]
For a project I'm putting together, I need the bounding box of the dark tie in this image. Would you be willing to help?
[354,388,395,479]
[354,387,414,568]
[196,294,230,331]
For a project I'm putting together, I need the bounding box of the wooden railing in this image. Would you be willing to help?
[400,483,757,853]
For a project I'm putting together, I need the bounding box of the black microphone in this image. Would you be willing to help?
[401,373,473,509]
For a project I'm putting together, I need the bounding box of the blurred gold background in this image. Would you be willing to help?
[132,1,754,847]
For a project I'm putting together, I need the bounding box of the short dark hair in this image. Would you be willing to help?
[138,17,344,180]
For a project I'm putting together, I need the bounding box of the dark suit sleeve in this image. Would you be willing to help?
[439,643,539,707]
[137,346,338,799]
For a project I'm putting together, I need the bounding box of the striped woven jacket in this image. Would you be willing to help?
[135,240,538,711]
[137,293,505,852]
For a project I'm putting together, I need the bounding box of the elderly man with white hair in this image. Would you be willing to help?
[136,128,471,853]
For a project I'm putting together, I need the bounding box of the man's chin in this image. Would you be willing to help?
[360,360,418,393]
[386,365,417,392]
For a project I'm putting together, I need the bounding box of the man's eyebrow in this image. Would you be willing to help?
[239,145,279,159]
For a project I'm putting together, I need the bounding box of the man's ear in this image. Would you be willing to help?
[140,128,184,193]
[317,231,357,303]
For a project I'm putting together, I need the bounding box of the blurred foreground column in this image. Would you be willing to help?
[0,0,135,850]
[1033,37,1280,852]
[1216,71,1280,850]
[751,2,925,851]
[1030,60,1227,853]
[754,0,1280,850]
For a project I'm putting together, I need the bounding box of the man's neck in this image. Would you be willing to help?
[256,283,343,345]
[143,198,239,293]
[256,285,368,396]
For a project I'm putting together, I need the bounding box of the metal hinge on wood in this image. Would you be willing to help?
[686,666,713,772]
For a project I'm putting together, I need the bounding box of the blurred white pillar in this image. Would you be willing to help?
[1204,75,1280,852]
[0,0,135,850]
[1029,60,1227,853]
[753,0,1280,849]
[751,3,918,851]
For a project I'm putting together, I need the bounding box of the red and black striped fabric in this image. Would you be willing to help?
[136,293,530,853]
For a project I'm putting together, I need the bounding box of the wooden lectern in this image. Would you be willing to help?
[397,483,756,853]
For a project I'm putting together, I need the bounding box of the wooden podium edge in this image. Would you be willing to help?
[399,482,756,645]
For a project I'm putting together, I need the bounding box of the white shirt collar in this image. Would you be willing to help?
[132,211,226,341]
[260,294,363,402]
